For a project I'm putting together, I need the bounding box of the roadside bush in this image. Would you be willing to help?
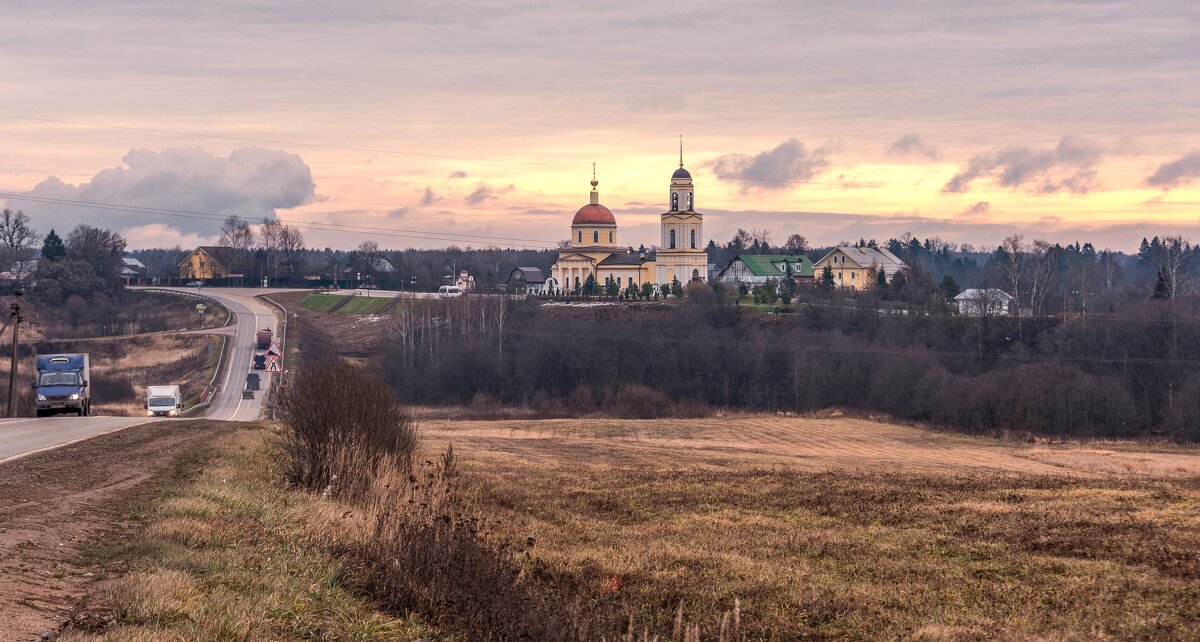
[276,359,418,500]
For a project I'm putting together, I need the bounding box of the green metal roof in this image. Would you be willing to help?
[734,254,814,277]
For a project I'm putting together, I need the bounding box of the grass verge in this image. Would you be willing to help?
[60,425,436,642]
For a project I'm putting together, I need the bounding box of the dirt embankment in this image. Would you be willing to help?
[0,420,233,642]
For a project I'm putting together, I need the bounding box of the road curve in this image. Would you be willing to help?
[0,288,292,463]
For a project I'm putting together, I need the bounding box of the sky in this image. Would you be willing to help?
[1,0,1199,252]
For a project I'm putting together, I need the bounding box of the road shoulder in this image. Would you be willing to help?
[0,420,234,642]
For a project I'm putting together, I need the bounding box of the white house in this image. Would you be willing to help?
[954,288,1015,316]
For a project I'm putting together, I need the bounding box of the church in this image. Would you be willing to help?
[549,149,707,293]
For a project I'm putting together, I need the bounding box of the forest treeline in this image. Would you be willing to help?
[365,293,1200,441]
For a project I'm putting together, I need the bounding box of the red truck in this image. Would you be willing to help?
[256,328,273,350]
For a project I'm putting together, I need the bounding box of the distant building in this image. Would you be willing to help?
[550,149,706,292]
[955,288,1015,316]
[179,246,236,280]
[812,246,907,290]
[507,267,547,294]
[121,256,147,284]
[717,254,814,285]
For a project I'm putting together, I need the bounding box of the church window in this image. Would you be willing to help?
[578,231,582,243]
[687,193,693,210]
[609,230,613,243]
[593,230,599,243]
[671,193,679,211]
[669,229,676,249]
[690,229,696,249]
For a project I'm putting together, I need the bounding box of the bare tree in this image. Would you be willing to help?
[278,225,306,281]
[994,234,1026,317]
[493,294,509,366]
[351,240,383,284]
[0,209,40,281]
[219,216,255,275]
[1158,235,1194,299]
[259,218,283,281]
[1027,239,1058,316]
[782,233,809,254]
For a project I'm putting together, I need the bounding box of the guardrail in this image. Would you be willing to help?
[258,294,289,420]
[137,287,231,418]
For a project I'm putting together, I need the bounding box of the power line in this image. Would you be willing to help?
[0,192,562,250]
[0,114,575,168]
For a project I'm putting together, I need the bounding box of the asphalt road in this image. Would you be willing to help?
[0,287,290,463]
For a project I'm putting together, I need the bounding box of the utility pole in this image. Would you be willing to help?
[8,288,23,418]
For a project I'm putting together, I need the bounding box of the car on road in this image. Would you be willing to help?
[246,373,260,390]
[253,353,267,369]
[438,285,464,298]
[186,280,203,287]
[241,388,255,399]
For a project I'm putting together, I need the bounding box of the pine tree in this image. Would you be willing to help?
[41,228,66,261]
[820,264,835,290]
[1153,268,1171,299]
[940,274,960,299]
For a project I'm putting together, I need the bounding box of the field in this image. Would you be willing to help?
[45,413,1200,640]
[418,415,1200,639]
[298,292,396,315]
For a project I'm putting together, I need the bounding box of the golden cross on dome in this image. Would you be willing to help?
[591,162,598,189]
[679,135,684,168]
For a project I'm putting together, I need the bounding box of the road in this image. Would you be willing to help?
[0,287,289,463]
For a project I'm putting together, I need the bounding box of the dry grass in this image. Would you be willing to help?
[417,416,1200,640]
[419,415,1200,477]
[60,426,436,642]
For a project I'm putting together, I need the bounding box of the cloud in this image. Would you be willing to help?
[707,138,832,192]
[4,146,315,237]
[1145,151,1200,190]
[387,207,410,218]
[959,201,991,217]
[465,182,514,206]
[943,136,1101,194]
[886,133,938,160]
[123,223,216,250]
[419,187,439,206]
[448,171,468,180]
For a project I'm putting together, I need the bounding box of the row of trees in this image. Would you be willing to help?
[217,215,306,282]
[0,209,130,299]
[368,293,1200,440]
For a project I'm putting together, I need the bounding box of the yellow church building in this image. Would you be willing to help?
[549,151,707,293]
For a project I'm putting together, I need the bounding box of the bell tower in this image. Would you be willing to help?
[657,137,707,286]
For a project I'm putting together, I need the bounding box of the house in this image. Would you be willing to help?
[0,259,38,283]
[179,246,236,280]
[717,254,814,286]
[121,257,147,284]
[507,267,547,294]
[812,245,907,290]
[374,258,397,273]
[955,288,1015,316]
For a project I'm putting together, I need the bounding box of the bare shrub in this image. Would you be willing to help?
[275,359,418,500]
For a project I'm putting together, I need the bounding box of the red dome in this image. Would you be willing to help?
[571,203,616,225]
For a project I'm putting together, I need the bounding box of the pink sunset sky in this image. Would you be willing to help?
[2,0,1199,251]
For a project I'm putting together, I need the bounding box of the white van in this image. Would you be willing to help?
[438,285,464,298]
[146,385,182,417]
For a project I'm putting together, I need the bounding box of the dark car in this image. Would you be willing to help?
[241,388,255,399]
[246,373,260,390]
[253,353,266,370]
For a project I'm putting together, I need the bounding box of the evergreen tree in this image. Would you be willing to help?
[671,277,683,297]
[876,269,888,289]
[41,228,66,261]
[1153,268,1171,299]
[939,274,960,299]
[820,264,835,290]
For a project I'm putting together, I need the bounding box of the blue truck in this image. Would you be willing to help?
[34,354,91,417]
